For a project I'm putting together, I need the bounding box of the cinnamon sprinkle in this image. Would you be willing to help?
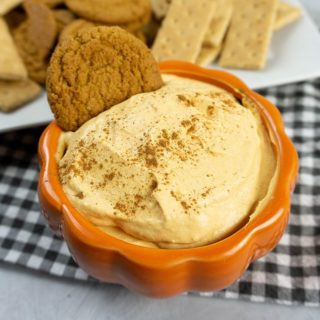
[171,132,178,139]
[105,172,115,181]
[138,144,158,168]
[114,202,126,213]
[158,138,168,148]
[177,94,194,107]
[181,120,191,127]
[187,125,196,134]
[181,201,191,210]
[207,105,214,116]
[161,129,169,140]
[75,192,84,199]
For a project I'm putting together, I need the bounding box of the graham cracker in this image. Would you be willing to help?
[219,0,278,70]
[196,44,221,66]
[274,1,302,31]
[0,18,27,81]
[203,0,233,47]
[0,0,22,16]
[152,0,216,63]
[151,0,171,20]
[0,79,41,112]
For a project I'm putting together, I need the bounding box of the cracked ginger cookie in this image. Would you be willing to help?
[65,0,151,25]
[47,26,163,131]
[13,0,58,84]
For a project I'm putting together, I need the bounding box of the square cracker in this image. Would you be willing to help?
[273,1,302,31]
[0,18,27,80]
[0,79,41,112]
[203,0,233,47]
[219,0,278,70]
[152,0,216,63]
[0,0,22,16]
[196,45,221,66]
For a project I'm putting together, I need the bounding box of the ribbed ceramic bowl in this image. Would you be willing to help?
[38,61,299,298]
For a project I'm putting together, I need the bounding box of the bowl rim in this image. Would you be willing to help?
[38,61,299,269]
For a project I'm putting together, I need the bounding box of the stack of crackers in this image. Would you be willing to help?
[151,0,302,69]
[0,0,153,113]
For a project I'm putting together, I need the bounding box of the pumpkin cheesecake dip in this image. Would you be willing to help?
[44,26,279,249]
[56,74,278,249]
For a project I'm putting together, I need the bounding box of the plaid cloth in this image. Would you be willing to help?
[0,79,320,306]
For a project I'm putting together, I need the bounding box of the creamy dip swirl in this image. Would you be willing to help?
[57,75,277,249]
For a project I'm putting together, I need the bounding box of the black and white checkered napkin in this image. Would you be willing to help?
[1,79,320,306]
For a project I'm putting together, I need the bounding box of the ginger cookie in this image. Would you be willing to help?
[47,26,163,131]
[60,14,150,43]
[59,18,147,44]
[53,9,76,34]
[134,30,146,44]
[62,6,151,35]
[59,19,96,42]
[65,0,151,25]
[113,10,151,33]
[24,0,57,54]
[13,0,58,84]
[13,22,48,84]
[39,0,64,8]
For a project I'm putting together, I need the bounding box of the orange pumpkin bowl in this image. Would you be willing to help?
[38,61,299,298]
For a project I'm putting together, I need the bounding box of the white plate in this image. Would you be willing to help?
[208,0,320,89]
[1,0,320,134]
[0,91,50,133]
